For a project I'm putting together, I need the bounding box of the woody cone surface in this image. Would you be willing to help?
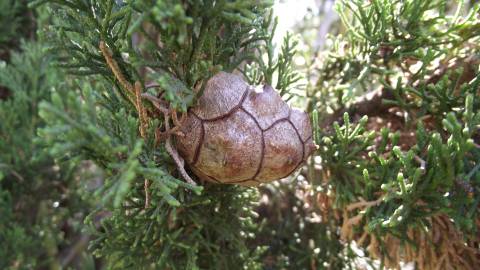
[175,72,316,186]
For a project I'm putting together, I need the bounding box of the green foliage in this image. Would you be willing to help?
[0,189,37,269]
[255,181,349,269]
[242,14,303,100]
[309,0,480,266]
[0,0,32,60]
[87,185,263,269]
[33,0,308,268]
[320,95,480,235]
[313,0,480,111]
[0,41,90,269]
[4,0,479,269]
[39,82,202,209]
[33,0,275,111]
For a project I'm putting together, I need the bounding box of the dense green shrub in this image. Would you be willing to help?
[1,1,479,269]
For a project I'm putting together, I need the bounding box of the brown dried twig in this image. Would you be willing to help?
[162,111,196,186]
[99,41,197,208]
[100,41,153,208]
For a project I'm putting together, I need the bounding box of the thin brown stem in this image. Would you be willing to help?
[135,81,148,138]
[141,92,170,114]
[99,41,136,104]
[144,179,150,209]
[163,112,196,186]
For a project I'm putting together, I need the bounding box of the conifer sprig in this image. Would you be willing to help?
[33,0,305,268]
[309,1,480,267]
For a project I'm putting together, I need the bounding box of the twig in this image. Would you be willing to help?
[135,82,148,138]
[10,169,25,182]
[100,40,196,201]
[144,179,150,209]
[145,83,161,89]
[165,138,195,184]
[99,41,134,95]
[134,83,151,208]
[141,93,170,114]
[346,197,383,211]
[163,112,196,186]
[414,155,427,172]
[100,41,155,208]
[99,41,136,105]
[172,110,187,129]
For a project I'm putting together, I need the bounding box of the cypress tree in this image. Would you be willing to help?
[1,0,479,269]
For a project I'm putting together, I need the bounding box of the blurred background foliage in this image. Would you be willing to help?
[0,0,479,269]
